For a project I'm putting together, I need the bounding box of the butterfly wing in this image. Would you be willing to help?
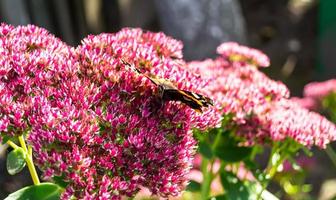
[143,77,213,113]
[181,91,214,107]
[163,89,205,113]
[120,59,214,112]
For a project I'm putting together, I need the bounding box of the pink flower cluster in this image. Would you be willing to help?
[304,79,336,99]
[0,24,219,199]
[187,43,336,147]
[0,23,77,137]
[292,79,336,110]
[1,22,336,199]
[265,99,336,147]
[216,42,270,67]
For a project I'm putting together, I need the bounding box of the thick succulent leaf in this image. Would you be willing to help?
[5,183,62,200]
[6,148,26,175]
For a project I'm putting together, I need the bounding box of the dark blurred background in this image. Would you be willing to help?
[0,0,335,199]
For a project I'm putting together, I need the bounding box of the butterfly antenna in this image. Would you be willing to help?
[120,58,143,74]
[120,58,159,86]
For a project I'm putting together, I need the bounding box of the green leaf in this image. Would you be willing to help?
[5,183,63,200]
[215,145,252,163]
[199,141,213,159]
[193,128,205,141]
[210,128,252,162]
[53,175,69,188]
[186,180,201,192]
[243,160,257,170]
[220,170,252,200]
[2,135,13,145]
[221,114,234,127]
[7,148,26,175]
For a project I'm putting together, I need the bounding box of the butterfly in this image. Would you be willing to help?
[121,59,214,113]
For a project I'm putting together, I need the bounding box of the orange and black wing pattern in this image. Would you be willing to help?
[162,89,213,113]
[120,58,214,113]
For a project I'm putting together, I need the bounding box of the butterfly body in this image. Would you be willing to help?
[121,59,214,113]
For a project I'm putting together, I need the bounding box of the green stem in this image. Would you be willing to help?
[7,140,20,150]
[18,135,40,185]
[212,130,222,150]
[18,135,28,151]
[25,153,40,185]
[257,143,285,200]
[326,145,336,168]
[200,158,213,199]
[200,130,223,199]
[28,145,33,158]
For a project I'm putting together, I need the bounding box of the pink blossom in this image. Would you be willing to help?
[216,42,270,67]
[0,23,76,140]
[304,79,336,99]
[79,29,220,130]
[187,46,336,148]
[27,27,219,199]
[187,58,288,125]
[290,79,336,112]
[290,97,317,110]
[3,23,335,200]
[264,99,336,148]
[0,24,218,198]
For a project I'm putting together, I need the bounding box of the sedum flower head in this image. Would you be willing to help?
[291,79,336,111]
[187,43,336,148]
[0,23,76,139]
[303,79,336,99]
[27,28,219,199]
[263,99,336,148]
[216,42,270,67]
[187,57,288,125]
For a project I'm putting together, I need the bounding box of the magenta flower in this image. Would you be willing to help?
[3,22,334,199]
[0,23,219,198]
[216,42,270,67]
[291,79,336,110]
[187,43,336,148]
[304,79,336,99]
[187,57,288,125]
[79,28,220,130]
[264,99,336,148]
[26,28,219,199]
[290,97,317,110]
[0,23,76,140]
